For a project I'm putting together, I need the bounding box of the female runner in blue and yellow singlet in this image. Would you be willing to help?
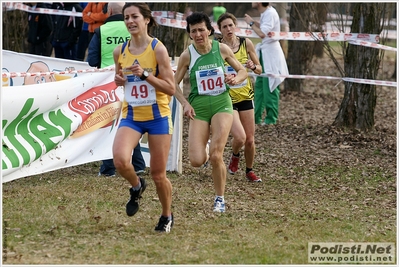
[112,3,175,233]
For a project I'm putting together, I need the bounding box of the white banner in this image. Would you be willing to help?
[1,51,182,183]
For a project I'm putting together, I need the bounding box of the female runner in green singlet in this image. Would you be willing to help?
[174,12,248,213]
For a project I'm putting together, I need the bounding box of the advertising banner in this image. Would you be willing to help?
[2,51,182,183]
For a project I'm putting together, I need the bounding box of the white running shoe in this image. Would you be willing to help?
[213,196,225,212]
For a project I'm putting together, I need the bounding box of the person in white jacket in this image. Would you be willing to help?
[244,2,289,125]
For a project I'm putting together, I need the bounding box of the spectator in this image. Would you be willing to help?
[217,12,262,182]
[183,6,193,20]
[87,2,129,68]
[212,3,226,22]
[26,2,53,56]
[244,3,289,125]
[112,3,175,232]
[75,2,89,61]
[87,2,145,176]
[173,12,248,213]
[82,2,109,43]
[51,2,83,60]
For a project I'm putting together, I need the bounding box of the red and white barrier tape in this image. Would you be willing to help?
[2,2,82,17]
[347,39,397,52]
[2,66,396,88]
[2,66,114,78]
[153,15,381,43]
[342,77,397,87]
[251,73,341,81]
[248,73,397,87]
[0,65,177,78]
[4,2,388,45]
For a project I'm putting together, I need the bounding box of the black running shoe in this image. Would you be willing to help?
[126,177,146,217]
[154,214,174,233]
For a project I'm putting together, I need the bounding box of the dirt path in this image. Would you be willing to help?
[180,52,397,180]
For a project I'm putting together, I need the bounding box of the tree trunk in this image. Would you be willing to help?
[391,58,396,79]
[333,3,385,131]
[148,3,191,60]
[284,3,316,92]
[313,3,328,58]
[2,9,28,53]
[275,3,288,58]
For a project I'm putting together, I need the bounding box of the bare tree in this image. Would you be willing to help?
[313,3,328,58]
[148,2,192,60]
[333,3,390,131]
[2,9,28,53]
[274,3,288,58]
[284,3,328,92]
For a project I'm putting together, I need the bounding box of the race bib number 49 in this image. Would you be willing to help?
[195,66,226,96]
[124,75,156,107]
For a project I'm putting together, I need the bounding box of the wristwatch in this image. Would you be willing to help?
[140,70,149,80]
[249,21,254,27]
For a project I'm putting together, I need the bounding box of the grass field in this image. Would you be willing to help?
[2,157,396,264]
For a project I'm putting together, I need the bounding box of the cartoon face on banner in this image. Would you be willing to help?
[2,68,13,87]
[53,67,78,81]
[23,61,56,85]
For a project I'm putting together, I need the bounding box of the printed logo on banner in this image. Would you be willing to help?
[68,82,121,138]
[2,97,75,170]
